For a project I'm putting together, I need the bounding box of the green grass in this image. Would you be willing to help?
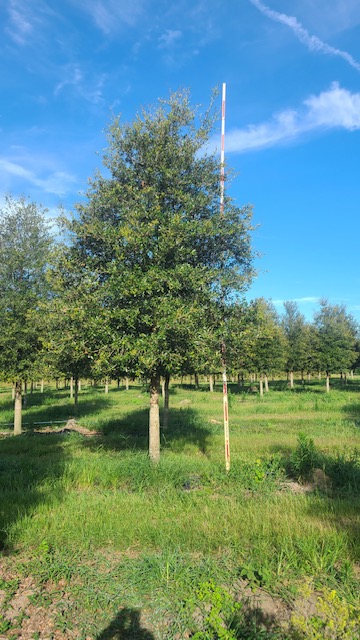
[1,377,360,638]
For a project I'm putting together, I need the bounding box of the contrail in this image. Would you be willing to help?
[249,0,360,72]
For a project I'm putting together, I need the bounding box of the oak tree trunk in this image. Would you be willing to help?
[74,377,79,406]
[326,372,330,393]
[290,371,294,389]
[163,373,170,430]
[209,374,214,393]
[149,373,160,463]
[264,374,269,393]
[23,380,27,407]
[14,380,22,435]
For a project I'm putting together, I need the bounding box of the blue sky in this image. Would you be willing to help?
[1,0,360,321]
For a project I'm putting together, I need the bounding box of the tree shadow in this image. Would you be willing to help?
[341,402,360,431]
[232,605,291,639]
[96,608,154,639]
[83,407,211,455]
[20,395,111,430]
[0,432,67,554]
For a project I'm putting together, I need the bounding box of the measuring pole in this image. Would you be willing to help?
[220,83,230,472]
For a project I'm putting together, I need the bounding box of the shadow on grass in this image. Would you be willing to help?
[96,604,299,640]
[96,608,154,639]
[232,606,292,640]
[20,394,112,429]
[0,433,67,554]
[342,402,360,430]
[85,407,211,455]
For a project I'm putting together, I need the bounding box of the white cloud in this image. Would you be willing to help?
[0,157,77,197]
[54,64,83,97]
[273,297,319,306]
[249,0,360,72]
[54,64,106,105]
[224,83,360,153]
[69,0,146,34]
[5,0,33,45]
[158,29,182,49]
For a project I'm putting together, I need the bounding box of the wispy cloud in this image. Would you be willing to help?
[5,0,33,45]
[0,157,77,197]
[273,297,319,307]
[249,0,360,72]
[157,29,184,66]
[158,29,182,49]
[69,0,146,34]
[54,63,107,105]
[224,83,360,153]
[54,64,83,97]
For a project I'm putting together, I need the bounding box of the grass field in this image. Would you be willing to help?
[1,377,360,639]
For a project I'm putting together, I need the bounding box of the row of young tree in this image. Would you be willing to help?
[0,91,358,460]
[225,297,359,394]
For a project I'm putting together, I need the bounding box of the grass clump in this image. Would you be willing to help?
[289,433,321,482]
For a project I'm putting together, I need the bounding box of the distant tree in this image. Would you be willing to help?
[0,195,53,433]
[313,299,358,392]
[249,299,286,394]
[225,301,257,387]
[42,247,110,407]
[66,90,255,461]
[282,301,313,388]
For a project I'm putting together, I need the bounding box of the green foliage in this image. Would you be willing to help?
[282,301,315,375]
[290,434,320,481]
[247,299,287,377]
[0,194,53,382]
[291,584,360,639]
[67,90,255,382]
[42,248,109,386]
[186,580,242,639]
[314,300,358,375]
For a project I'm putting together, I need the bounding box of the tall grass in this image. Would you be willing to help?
[1,378,360,638]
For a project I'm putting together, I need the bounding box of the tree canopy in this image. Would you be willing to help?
[0,194,53,432]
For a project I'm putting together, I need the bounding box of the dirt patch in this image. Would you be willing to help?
[235,578,290,625]
[0,562,84,640]
[36,421,100,437]
[0,420,100,439]
[278,481,314,494]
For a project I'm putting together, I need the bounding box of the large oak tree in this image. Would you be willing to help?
[67,90,255,461]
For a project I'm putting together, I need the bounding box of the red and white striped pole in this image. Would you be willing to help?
[220,83,230,472]
[220,83,226,214]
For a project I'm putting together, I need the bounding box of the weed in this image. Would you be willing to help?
[289,433,321,481]
[0,615,13,633]
[291,583,360,639]
[185,580,242,639]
